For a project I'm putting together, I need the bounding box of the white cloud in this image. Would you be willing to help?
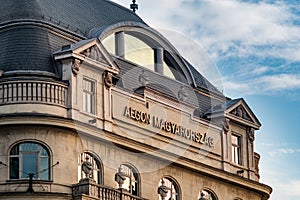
[222,73,300,96]
[268,148,300,157]
[279,180,300,197]
[258,74,300,90]
[113,0,300,96]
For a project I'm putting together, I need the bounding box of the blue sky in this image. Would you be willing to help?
[113,0,300,199]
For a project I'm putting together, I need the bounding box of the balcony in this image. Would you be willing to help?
[72,179,148,200]
[0,80,68,107]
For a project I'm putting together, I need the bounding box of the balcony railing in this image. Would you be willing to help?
[0,80,68,107]
[72,179,148,200]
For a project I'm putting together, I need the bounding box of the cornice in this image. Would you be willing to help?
[0,114,272,199]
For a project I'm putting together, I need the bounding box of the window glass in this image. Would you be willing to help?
[231,134,242,165]
[83,78,95,114]
[9,142,50,180]
[102,33,115,54]
[102,32,178,80]
[124,34,155,71]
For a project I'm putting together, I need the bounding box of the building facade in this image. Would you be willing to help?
[0,1,272,199]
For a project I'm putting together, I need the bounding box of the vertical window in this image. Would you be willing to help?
[158,177,180,200]
[117,164,139,196]
[232,134,242,165]
[198,189,218,200]
[83,78,95,114]
[9,142,50,180]
[78,152,102,184]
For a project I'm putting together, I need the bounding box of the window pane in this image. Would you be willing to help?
[124,34,155,71]
[40,157,49,180]
[21,143,38,152]
[10,157,19,179]
[22,153,38,178]
[40,146,49,156]
[10,142,50,181]
[83,79,95,114]
[231,135,242,165]
[10,145,19,155]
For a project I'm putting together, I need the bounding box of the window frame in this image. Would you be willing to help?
[231,133,242,165]
[78,151,103,184]
[82,77,96,115]
[158,176,181,200]
[118,163,140,196]
[9,141,51,181]
[198,188,218,200]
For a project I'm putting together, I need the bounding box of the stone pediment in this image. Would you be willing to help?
[54,38,119,74]
[225,98,261,130]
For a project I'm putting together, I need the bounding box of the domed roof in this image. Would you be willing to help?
[0,0,145,35]
[0,0,145,76]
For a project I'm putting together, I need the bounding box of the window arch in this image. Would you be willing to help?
[9,141,50,180]
[198,189,218,200]
[116,164,140,196]
[158,177,180,200]
[78,152,102,184]
[102,30,189,82]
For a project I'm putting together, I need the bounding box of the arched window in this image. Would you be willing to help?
[9,142,50,180]
[78,152,102,184]
[198,189,218,200]
[115,164,140,196]
[102,32,179,80]
[158,177,180,200]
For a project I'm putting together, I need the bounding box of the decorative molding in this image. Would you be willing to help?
[72,59,82,76]
[247,128,255,142]
[138,69,149,86]
[178,85,188,101]
[223,118,230,134]
[103,71,113,89]
[81,45,105,63]
[230,105,252,122]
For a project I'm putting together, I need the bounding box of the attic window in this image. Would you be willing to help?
[102,31,176,80]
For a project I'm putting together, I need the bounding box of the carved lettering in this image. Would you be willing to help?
[124,107,214,147]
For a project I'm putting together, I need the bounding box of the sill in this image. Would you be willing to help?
[6,179,53,184]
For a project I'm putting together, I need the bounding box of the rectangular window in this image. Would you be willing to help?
[83,78,95,114]
[231,134,242,165]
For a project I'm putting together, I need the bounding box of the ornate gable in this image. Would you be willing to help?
[54,38,119,74]
[225,98,261,130]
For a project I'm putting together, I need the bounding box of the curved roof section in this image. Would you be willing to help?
[0,0,146,36]
[0,0,145,76]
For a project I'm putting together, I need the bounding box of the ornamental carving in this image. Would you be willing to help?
[157,179,169,199]
[103,71,113,89]
[82,45,104,61]
[72,59,82,76]
[230,105,252,122]
[138,69,149,86]
[115,166,126,189]
[247,128,255,142]
[178,85,188,101]
[81,156,93,179]
[222,118,230,133]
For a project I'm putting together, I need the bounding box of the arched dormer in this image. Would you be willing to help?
[89,22,196,85]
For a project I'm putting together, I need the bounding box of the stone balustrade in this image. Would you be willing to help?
[73,179,148,200]
[0,80,68,107]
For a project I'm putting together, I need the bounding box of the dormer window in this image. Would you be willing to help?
[102,31,180,80]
